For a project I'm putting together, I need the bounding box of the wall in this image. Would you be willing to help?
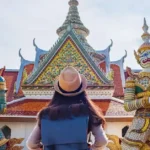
[106,122,131,137]
[0,122,36,150]
[0,121,131,150]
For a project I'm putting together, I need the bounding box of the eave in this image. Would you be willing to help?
[0,115,133,122]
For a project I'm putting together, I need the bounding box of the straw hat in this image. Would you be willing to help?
[54,66,87,96]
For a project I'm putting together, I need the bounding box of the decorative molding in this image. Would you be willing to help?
[22,89,114,99]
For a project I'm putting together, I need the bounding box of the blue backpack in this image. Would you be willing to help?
[41,116,89,150]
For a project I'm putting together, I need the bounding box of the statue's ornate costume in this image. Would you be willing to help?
[121,18,150,150]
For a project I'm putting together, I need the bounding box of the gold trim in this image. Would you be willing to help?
[138,47,150,54]
[0,138,9,146]
[137,91,150,98]
[142,97,149,106]
[134,50,140,64]
[122,138,143,148]
[142,118,150,132]
[125,83,135,88]
[138,72,150,78]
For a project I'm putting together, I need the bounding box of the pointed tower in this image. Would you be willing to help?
[138,18,150,54]
[57,0,89,37]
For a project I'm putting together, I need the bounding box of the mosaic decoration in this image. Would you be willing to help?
[22,68,28,84]
[0,76,7,114]
[106,69,114,81]
[121,19,150,150]
[34,39,102,86]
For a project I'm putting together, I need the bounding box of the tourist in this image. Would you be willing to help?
[26,66,108,150]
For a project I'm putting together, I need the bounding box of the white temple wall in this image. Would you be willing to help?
[0,121,131,150]
[106,122,131,137]
[0,122,36,150]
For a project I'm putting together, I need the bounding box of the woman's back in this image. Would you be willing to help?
[26,66,108,150]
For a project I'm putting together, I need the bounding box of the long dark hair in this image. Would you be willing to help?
[37,91,106,131]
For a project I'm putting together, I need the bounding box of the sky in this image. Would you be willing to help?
[0,0,149,70]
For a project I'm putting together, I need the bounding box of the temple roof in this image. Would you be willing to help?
[0,0,127,103]
[57,0,89,37]
[25,27,112,86]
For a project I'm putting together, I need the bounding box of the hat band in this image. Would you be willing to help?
[58,82,82,94]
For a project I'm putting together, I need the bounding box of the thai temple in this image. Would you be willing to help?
[0,0,149,149]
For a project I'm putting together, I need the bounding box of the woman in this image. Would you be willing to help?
[26,66,108,150]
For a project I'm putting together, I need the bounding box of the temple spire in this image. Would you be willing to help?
[141,18,150,43]
[57,0,89,37]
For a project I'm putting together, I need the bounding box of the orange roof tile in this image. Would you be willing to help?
[99,62,106,73]
[24,64,34,75]
[3,71,18,102]
[111,64,124,97]
[7,99,111,116]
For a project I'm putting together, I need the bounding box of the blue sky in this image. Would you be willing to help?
[0,0,149,69]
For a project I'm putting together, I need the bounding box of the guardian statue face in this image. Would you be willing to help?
[138,50,150,68]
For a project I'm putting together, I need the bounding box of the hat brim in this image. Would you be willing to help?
[54,74,87,96]
[0,138,9,146]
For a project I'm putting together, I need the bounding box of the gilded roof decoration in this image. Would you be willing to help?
[34,39,103,86]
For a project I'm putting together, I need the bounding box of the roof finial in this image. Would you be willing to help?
[141,18,150,43]
[143,18,149,33]
[68,0,79,6]
[137,18,150,54]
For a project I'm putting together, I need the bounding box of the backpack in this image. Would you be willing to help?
[41,115,89,150]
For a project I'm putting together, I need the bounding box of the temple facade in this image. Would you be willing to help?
[0,0,139,149]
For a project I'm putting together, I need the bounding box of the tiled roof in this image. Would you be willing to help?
[2,98,133,117]
[0,64,34,102]
[106,101,135,117]
[99,62,106,73]
[24,64,34,75]
[111,64,124,97]
[5,99,111,116]
[3,71,18,102]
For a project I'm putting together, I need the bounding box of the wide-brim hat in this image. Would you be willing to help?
[54,66,87,96]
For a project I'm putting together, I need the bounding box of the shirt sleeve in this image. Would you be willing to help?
[26,124,42,150]
[91,125,108,150]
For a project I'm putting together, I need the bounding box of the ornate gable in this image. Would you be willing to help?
[34,38,103,86]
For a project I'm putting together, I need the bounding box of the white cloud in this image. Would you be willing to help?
[0,0,149,70]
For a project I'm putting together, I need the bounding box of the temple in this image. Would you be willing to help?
[0,0,139,149]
